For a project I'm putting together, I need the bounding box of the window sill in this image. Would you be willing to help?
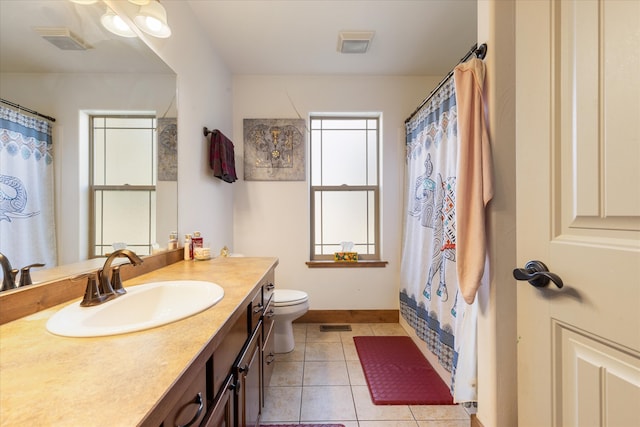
[305,260,388,268]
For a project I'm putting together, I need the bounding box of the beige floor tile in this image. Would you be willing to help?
[346,360,367,386]
[269,361,304,386]
[409,404,470,420]
[306,326,343,343]
[342,341,360,360]
[359,421,419,427]
[305,342,346,361]
[293,323,307,342]
[300,385,357,421]
[339,323,375,342]
[275,342,306,362]
[416,421,470,427]
[303,361,350,386]
[351,385,415,421]
[263,324,473,425]
[261,386,302,422]
[292,421,358,427]
[370,323,409,336]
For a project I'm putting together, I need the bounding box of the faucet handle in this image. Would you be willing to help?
[80,273,112,307]
[111,265,127,296]
[18,263,45,287]
[0,268,18,291]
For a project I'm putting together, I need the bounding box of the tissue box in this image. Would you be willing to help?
[334,252,358,262]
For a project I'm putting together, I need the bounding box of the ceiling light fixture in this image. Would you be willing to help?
[338,31,375,54]
[134,0,171,38]
[100,8,138,38]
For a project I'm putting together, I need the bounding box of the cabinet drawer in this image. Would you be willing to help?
[262,273,275,307]
[262,316,275,394]
[235,324,262,427]
[162,364,207,427]
[262,295,274,342]
[201,375,234,427]
[248,288,263,332]
[213,314,248,394]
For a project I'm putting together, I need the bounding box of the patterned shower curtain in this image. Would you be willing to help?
[400,70,482,405]
[0,106,57,272]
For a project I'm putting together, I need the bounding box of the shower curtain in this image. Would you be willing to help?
[400,57,491,406]
[0,106,57,272]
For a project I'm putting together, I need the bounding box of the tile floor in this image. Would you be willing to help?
[261,323,470,427]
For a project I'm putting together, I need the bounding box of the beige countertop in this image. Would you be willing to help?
[0,256,278,427]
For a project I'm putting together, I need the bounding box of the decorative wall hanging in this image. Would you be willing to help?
[243,118,305,181]
[157,117,177,182]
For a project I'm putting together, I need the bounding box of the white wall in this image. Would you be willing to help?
[131,1,234,251]
[232,75,439,309]
[476,1,518,426]
[0,72,176,265]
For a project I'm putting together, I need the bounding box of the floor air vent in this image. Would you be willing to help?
[319,324,352,332]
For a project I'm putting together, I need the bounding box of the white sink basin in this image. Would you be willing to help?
[46,280,224,337]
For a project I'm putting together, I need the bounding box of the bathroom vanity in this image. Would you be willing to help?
[0,256,278,426]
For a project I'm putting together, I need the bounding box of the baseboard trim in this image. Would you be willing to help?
[471,414,484,427]
[296,309,399,324]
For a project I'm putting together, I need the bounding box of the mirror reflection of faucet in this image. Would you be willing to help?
[0,252,45,292]
[80,249,144,307]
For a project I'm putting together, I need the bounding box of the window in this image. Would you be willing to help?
[310,116,380,260]
[90,115,157,257]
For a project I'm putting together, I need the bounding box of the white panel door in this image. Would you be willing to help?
[515,1,640,426]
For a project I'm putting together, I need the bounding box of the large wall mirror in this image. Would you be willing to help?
[0,1,177,287]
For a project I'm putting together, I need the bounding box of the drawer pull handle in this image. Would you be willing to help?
[266,283,275,291]
[175,392,204,427]
[253,303,264,314]
[266,309,275,318]
[266,352,275,365]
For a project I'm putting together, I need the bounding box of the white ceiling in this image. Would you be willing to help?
[187,0,478,76]
[0,0,477,76]
[0,0,172,74]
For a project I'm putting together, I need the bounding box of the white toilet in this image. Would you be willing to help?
[273,289,309,353]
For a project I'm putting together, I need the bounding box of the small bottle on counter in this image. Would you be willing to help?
[168,231,178,250]
[184,234,193,260]
[192,231,203,251]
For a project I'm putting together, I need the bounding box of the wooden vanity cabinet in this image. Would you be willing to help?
[145,266,277,427]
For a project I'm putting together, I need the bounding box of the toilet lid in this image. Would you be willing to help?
[274,289,308,306]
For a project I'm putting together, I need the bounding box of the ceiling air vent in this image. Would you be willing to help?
[34,27,92,51]
[337,31,375,54]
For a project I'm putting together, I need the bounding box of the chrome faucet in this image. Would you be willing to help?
[97,249,144,297]
[0,252,18,292]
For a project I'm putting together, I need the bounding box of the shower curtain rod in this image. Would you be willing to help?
[404,43,487,124]
[0,98,56,122]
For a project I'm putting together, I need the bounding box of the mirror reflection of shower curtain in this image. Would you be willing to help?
[0,106,57,271]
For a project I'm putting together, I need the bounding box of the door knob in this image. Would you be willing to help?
[513,260,564,289]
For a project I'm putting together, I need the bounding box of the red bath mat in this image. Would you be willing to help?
[353,336,454,405]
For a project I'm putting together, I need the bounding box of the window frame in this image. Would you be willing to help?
[309,115,381,261]
[88,114,157,258]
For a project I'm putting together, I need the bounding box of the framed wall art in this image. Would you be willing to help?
[243,118,305,181]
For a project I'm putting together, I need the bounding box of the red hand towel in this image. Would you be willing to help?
[209,130,237,183]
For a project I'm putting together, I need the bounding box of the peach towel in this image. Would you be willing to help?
[454,58,494,304]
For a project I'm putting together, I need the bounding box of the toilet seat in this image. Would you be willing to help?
[274,289,308,307]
